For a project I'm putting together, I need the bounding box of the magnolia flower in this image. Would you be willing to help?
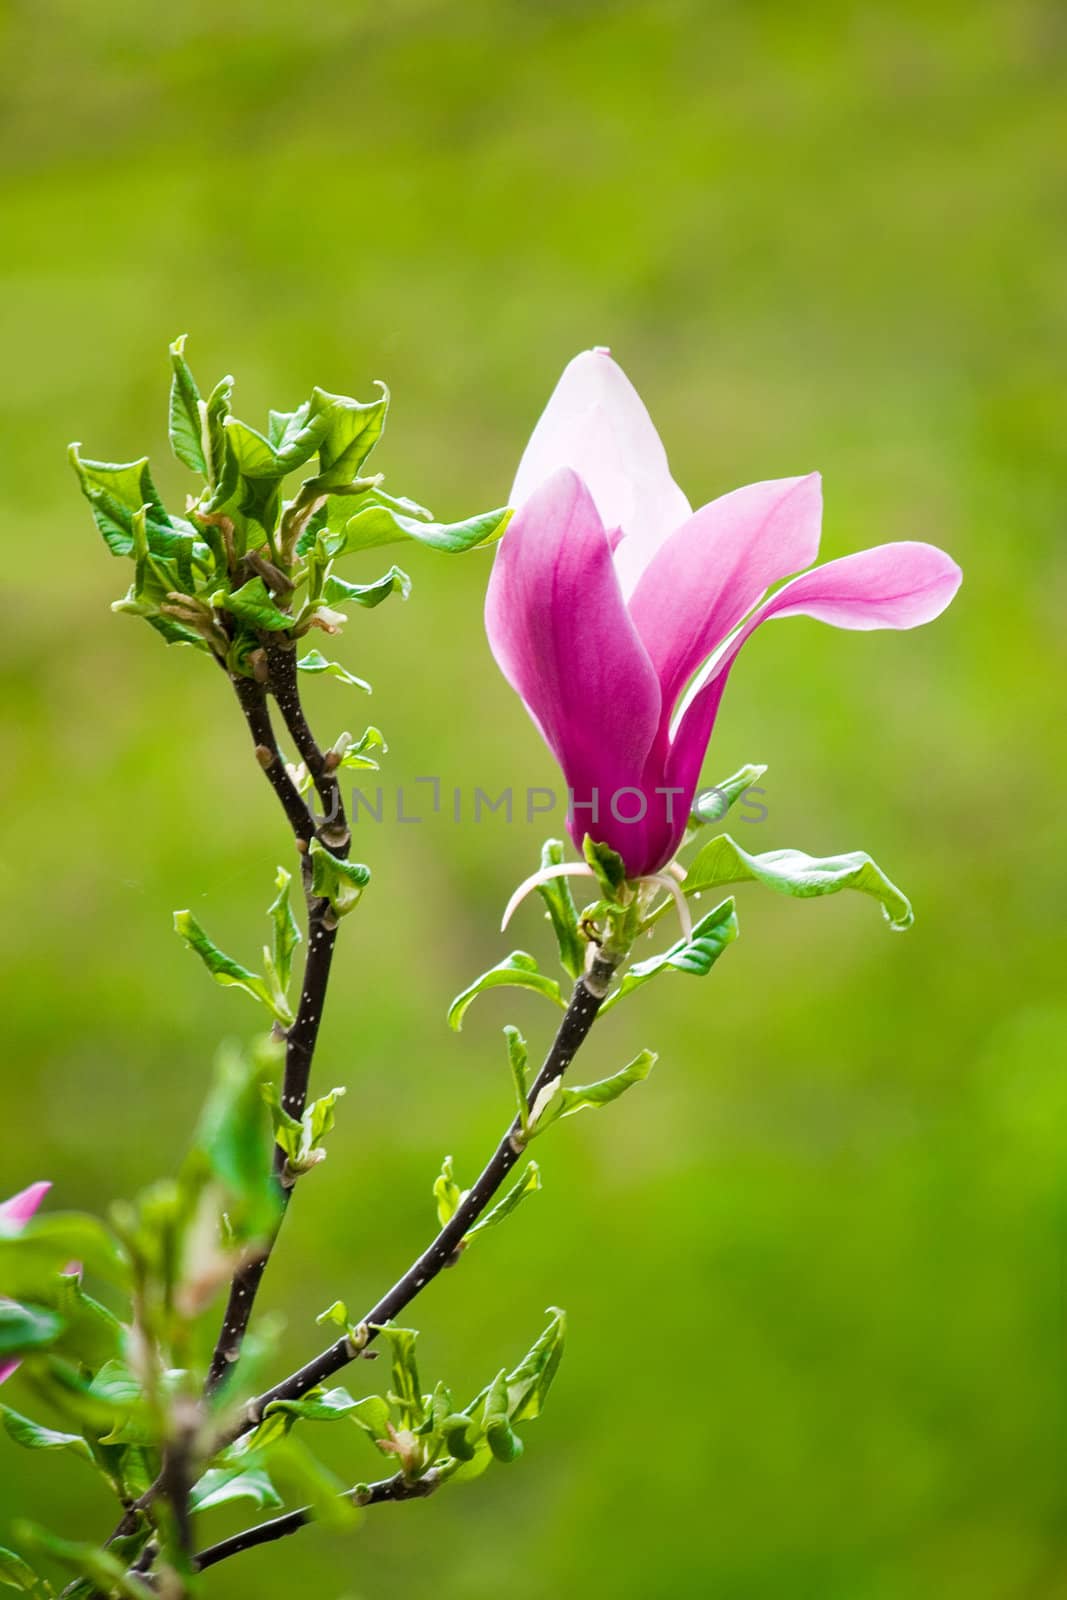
[486,349,962,884]
[0,1181,51,1385]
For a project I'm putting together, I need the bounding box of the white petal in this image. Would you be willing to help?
[511,349,691,596]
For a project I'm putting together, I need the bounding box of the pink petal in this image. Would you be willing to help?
[628,473,823,726]
[0,1360,19,1385]
[486,467,662,868]
[510,350,691,598]
[667,541,963,804]
[0,1182,50,1231]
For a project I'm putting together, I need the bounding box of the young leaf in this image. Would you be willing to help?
[689,763,768,827]
[174,909,294,1026]
[321,566,411,609]
[0,1302,63,1361]
[0,1545,38,1593]
[682,834,914,930]
[535,840,585,979]
[503,1026,530,1138]
[505,1307,566,1423]
[264,1386,367,1423]
[0,1213,129,1296]
[13,1524,152,1599]
[0,1405,92,1461]
[68,446,169,559]
[305,385,388,490]
[168,334,208,476]
[296,650,371,693]
[189,1465,282,1514]
[433,1156,464,1228]
[582,836,628,899]
[216,577,292,632]
[601,899,739,1012]
[529,1053,656,1138]
[190,1042,281,1242]
[482,1370,523,1463]
[371,1326,423,1429]
[266,866,301,995]
[337,726,388,774]
[308,841,371,919]
[343,496,511,555]
[447,952,564,1032]
[464,1163,541,1241]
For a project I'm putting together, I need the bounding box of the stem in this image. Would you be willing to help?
[205,657,350,1394]
[216,949,618,1451]
[195,1471,439,1573]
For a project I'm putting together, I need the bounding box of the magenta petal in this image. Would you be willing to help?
[486,468,662,867]
[667,540,963,805]
[0,1359,19,1385]
[628,473,823,726]
[0,1182,50,1231]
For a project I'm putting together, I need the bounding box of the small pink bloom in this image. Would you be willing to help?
[0,1181,51,1385]
[487,350,962,878]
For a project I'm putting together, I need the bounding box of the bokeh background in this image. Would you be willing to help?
[2,2,1065,1595]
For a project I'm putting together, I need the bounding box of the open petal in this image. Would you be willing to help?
[0,1181,50,1230]
[510,350,691,597]
[628,474,823,724]
[667,541,964,804]
[486,467,662,862]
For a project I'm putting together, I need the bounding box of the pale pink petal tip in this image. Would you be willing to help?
[0,1181,51,1230]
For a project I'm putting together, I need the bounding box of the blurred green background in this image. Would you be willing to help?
[2,0,1065,1594]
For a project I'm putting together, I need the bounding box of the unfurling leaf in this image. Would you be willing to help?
[464,1163,540,1241]
[527,1052,656,1137]
[482,1370,523,1463]
[0,1405,92,1462]
[190,1041,281,1242]
[0,1305,63,1360]
[370,1326,423,1430]
[601,898,739,1012]
[173,909,294,1026]
[535,839,585,979]
[689,763,768,828]
[433,1156,464,1228]
[168,334,208,476]
[321,566,411,610]
[263,1084,346,1176]
[343,494,510,556]
[0,1544,38,1593]
[295,649,371,693]
[265,866,301,996]
[308,841,371,919]
[682,833,913,930]
[504,1306,566,1424]
[189,1465,282,1514]
[503,1026,530,1138]
[448,952,564,1032]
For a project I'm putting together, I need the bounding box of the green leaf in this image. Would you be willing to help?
[601,898,739,1012]
[447,952,564,1032]
[433,1156,464,1228]
[371,1326,423,1429]
[582,836,628,898]
[168,334,208,476]
[266,866,301,995]
[0,1214,129,1297]
[308,840,371,919]
[173,909,294,1025]
[189,1465,281,1514]
[304,385,388,490]
[296,649,371,693]
[0,1545,38,1593]
[0,1405,92,1461]
[0,1299,61,1363]
[535,840,585,979]
[190,1042,281,1242]
[683,834,913,930]
[343,495,511,555]
[505,1307,566,1424]
[13,1523,152,1599]
[465,1162,540,1241]
[224,417,282,479]
[503,1026,529,1138]
[529,1053,656,1137]
[33,1273,123,1370]
[255,1434,358,1530]
[316,1299,350,1331]
[690,762,768,827]
[263,1084,345,1175]
[216,576,292,632]
[265,1385,366,1424]
[337,726,387,773]
[322,565,411,610]
[204,374,234,485]
[68,445,168,559]
[482,1370,523,1463]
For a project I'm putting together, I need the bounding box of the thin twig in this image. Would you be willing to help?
[194,1471,440,1573]
[214,950,618,1452]
[205,655,351,1394]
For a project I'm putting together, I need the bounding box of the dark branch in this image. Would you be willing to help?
[215,950,618,1451]
[205,654,351,1394]
[195,1471,440,1574]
